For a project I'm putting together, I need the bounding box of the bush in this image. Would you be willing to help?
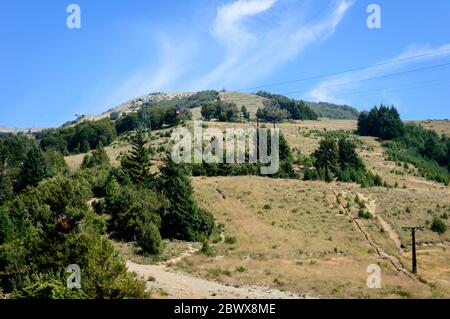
[358,210,373,219]
[106,184,164,241]
[137,222,163,255]
[431,217,447,235]
[81,142,110,169]
[82,236,146,299]
[12,273,86,299]
[224,236,236,244]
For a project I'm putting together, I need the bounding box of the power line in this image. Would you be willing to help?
[279,61,450,97]
[236,47,450,92]
[310,78,450,100]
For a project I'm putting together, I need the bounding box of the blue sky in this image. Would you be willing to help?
[1,0,449,128]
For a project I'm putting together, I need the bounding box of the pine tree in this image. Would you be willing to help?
[0,168,13,205]
[159,155,214,241]
[241,106,250,120]
[121,129,152,185]
[313,137,339,181]
[338,138,363,171]
[137,222,163,255]
[18,144,49,190]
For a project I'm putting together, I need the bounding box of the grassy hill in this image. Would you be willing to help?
[306,101,360,120]
[219,92,268,117]
[62,117,450,298]
[218,92,360,120]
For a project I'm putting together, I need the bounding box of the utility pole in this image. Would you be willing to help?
[402,226,424,274]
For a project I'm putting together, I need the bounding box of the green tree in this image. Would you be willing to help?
[0,169,13,205]
[357,105,404,140]
[109,111,120,121]
[241,106,250,120]
[0,206,14,245]
[115,113,139,135]
[201,104,214,121]
[256,102,289,123]
[106,185,163,241]
[44,149,69,176]
[82,236,146,299]
[81,142,110,169]
[121,129,153,186]
[137,222,163,255]
[313,137,339,181]
[159,156,214,241]
[338,138,363,170]
[18,144,49,190]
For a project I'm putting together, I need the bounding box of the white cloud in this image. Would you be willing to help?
[191,0,355,90]
[307,43,450,104]
[214,0,277,44]
[102,0,355,109]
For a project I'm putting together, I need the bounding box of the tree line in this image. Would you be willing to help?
[256,91,318,122]
[358,105,450,184]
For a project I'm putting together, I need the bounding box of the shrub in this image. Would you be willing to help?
[224,236,236,245]
[82,236,147,299]
[235,265,247,273]
[137,222,163,255]
[431,217,447,235]
[106,184,164,241]
[358,210,373,219]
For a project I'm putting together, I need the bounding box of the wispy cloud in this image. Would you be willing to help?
[93,36,198,113]
[102,0,355,109]
[307,43,450,104]
[192,0,355,90]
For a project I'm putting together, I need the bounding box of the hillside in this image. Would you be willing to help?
[306,101,360,120]
[61,117,450,298]
[2,90,450,299]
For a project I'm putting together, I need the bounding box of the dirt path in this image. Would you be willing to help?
[127,260,307,299]
[332,189,414,279]
[126,233,307,299]
[357,193,404,254]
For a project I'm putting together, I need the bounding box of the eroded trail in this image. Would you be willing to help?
[357,193,404,254]
[332,189,414,279]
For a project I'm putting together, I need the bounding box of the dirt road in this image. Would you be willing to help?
[126,260,307,299]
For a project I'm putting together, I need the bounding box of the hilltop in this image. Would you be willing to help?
[58,91,362,129]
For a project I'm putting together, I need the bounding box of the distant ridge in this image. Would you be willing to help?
[305,101,360,120]
[1,91,360,133]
